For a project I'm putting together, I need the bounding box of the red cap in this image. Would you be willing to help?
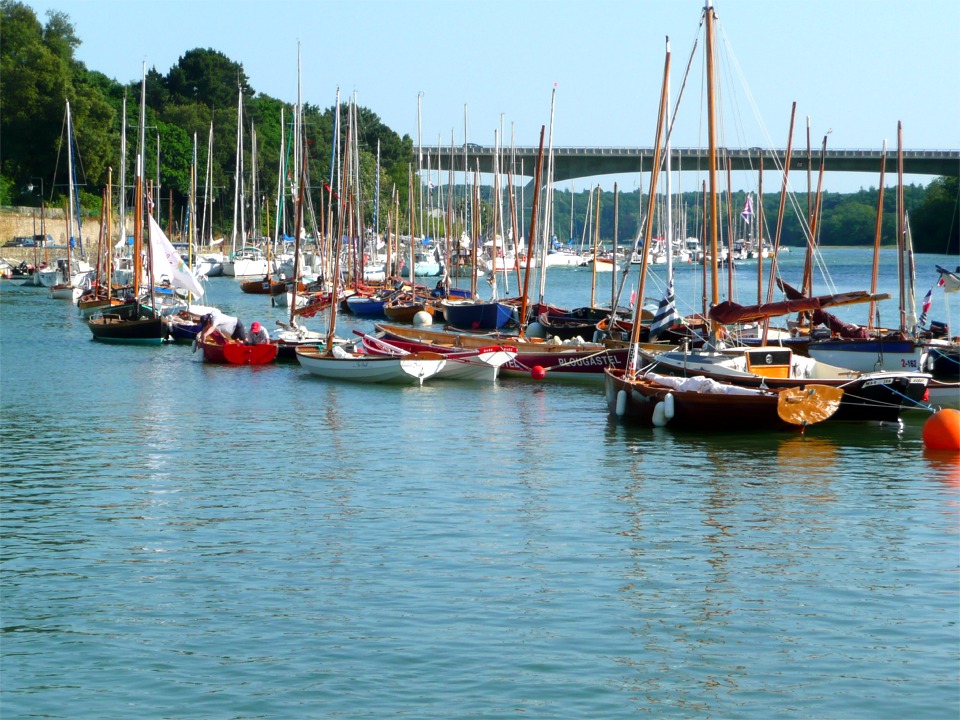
[251,322,261,332]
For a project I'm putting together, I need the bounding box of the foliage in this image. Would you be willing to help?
[0,0,955,249]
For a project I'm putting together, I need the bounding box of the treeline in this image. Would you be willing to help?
[1,1,956,254]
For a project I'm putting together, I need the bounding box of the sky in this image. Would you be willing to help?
[21,0,960,194]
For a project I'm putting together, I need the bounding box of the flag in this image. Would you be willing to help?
[649,278,682,340]
[936,265,960,293]
[148,213,204,297]
[917,287,933,328]
[740,195,754,224]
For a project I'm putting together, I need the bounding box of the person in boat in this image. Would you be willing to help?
[246,321,270,346]
[199,311,245,344]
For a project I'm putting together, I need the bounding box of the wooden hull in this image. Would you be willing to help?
[200,339,278,364]
[639,348,930,423]
[239,277,273,294]
[383,302,435,323]
[441,300,515,330]
[373,323,630,380]
[87,313,166,344]
[357,334,516,382]
[605,369,797,431]
[296,344,446,384]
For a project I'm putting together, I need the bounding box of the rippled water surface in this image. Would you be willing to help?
[2,249,958,719]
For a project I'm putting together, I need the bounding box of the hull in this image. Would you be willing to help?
[640,347,930,423]
[239,277,273,294]
[806,337,926,373]
[49,284,81,301]
[358,334,516,382]
[604,369,797,431]
[199,339,278,364]
[442,300,515,330]
[345,295,388,317]
[87,313,167,344]
[374,323,629,380]
[37,268,61,287]
[384,302,434,323]
[296,345,445,384]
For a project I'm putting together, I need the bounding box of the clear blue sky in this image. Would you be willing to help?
[22,0,960,193]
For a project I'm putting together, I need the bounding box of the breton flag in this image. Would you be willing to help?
[740,195,754,224]
[917,287,933,328]
[147,213,205,297]
[649,277,682,340]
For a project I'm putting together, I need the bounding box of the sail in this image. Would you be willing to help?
[148,214,205,297]
[937,265,960,293]
[709,297,822,325]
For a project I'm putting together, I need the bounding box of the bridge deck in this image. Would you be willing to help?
[429,146,959,180]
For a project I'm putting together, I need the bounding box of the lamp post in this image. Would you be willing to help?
[26,178,46,242]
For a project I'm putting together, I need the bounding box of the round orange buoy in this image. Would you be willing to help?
[531,365,546,380]
[922,408,960,451]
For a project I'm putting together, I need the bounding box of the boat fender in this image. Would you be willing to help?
[664,392,675,420]
[192,336,198,353]
[615,389,627,416]
[652,401,668,427]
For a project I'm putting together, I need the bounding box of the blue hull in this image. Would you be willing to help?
[443,301,515,330]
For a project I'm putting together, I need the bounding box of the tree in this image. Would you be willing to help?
[911,176,959,255]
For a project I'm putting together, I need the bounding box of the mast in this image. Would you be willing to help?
[201,121,213,247]
[627,39,670,370]
[518,127,546,337]
[760,102,798,344]
[896,121,906,334]
[230,85,242,256]
[590,185,601,309]
[65,100,76,279]
[867,141,887,330]
[105,168,113,299]
[705,0,720,334]
[538,84,558,306]
[118,95,127,259]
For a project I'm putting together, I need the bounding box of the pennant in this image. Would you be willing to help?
[148,213,204,297]
[917,287,933,328]
[740,195,754,225]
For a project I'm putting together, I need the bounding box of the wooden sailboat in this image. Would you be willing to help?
[295,101,446,385]
[605,27,846,431]
[87,68,167,344]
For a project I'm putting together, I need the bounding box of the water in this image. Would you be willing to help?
[2,248,958,719]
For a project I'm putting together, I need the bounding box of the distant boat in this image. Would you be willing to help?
[441,299,515,331]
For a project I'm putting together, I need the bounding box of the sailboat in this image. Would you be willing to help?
[49,100,93,301]
[605,23,850,431]
[295,102,447,385]
[805,124,927,373]
[87,68,172,344]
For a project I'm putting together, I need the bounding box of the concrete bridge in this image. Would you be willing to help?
[427,146,959,182]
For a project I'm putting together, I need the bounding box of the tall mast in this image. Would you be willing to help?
[896,121,906,334]
[65,100,76,275]
[118,95,127,256]
[867,141,887,330]
[538,84,557,306]
[231,85,242,255]
[705,0,720,335]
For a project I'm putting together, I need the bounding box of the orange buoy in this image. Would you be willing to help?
[922,408,960,451]
[531,365,546,380]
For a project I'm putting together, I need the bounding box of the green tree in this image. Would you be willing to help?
[911,176,959,255]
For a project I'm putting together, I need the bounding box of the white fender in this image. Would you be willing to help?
[615,389,627,416]
[664,392,675,420]
[652,401,668,427]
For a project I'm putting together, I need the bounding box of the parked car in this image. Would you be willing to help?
[3,234,52,247]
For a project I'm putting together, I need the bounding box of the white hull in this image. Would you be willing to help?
[297,346,445,384]
[806,345,927,374]
[37,268,62,287]
[271,291,309,309]
[223,258,269,277]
